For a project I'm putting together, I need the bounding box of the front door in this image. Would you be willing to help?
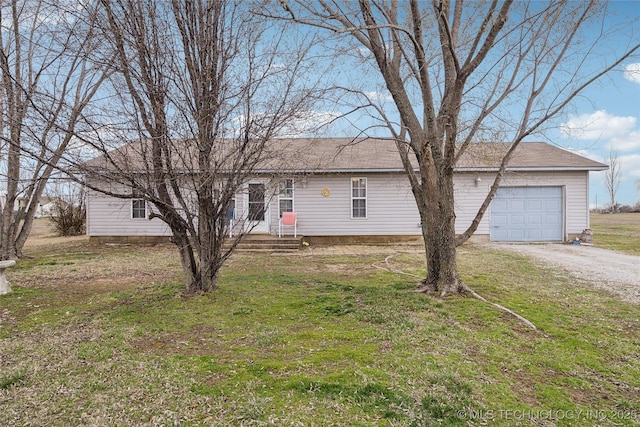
[246,182,269,233]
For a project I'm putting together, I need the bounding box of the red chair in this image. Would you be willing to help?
[279,212,297,237]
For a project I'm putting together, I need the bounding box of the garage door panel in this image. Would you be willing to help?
[510,200,525,211]
[500,188,519,197]
[492,214,509,227]
[541,187,561,197]
[510,230,525,240]
[511,215,525,224]
[527,229,542,240]
[491,187,563,242]
[545,214,562,225]
[544,199,562,211]
[492,229,509,241]
[528,214,542,225]
[526,200,543,211]
[493,200,508,211]
[527,187,542,197]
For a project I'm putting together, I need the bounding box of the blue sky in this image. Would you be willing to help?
[557,46,640,208]
[534,1,640,207]
[314,1,640,208]
[559,63,640,207]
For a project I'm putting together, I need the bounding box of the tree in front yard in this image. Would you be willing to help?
[78,0,323,293]
[0,1,109,259]
[269,0,640,296]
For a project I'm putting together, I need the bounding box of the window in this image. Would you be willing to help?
[351,177,367,218]
[132,199,146,219]
[278,179,294,217]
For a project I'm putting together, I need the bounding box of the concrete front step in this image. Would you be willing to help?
[234,247,301,253]
[225,235,303,252]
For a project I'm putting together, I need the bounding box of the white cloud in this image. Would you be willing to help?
[594,153,640,180]
[364,91,393,103]
[584,151,640,178]
[608,130,640,152]
[276,110,341,137]
[560,110,636,140]
[590,153,640,207]
[621,153,640,178]
[624,63,640,84]
[230,110,341,138]
[1,0,82,30]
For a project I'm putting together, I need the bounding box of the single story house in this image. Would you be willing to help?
[85,138,607,243]
[35,197,56,218]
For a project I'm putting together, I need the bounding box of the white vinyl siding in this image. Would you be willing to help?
[278,179,294,218]
[265,173,420,236]
[86,184,171,237]
[351,178,367,219]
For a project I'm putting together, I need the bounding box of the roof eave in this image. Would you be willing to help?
[455,166,609,172]
[264,166,610,174]
[254,168,412,174]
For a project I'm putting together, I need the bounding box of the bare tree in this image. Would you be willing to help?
[77,0,321,293]
[605,149,622,212]
[0,0,109,259]
[268,0,640,296]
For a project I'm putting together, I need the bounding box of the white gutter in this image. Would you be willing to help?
[256,166,609,174]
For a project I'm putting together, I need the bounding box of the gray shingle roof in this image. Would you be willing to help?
[268,138,608,172]
[86,137,608,173]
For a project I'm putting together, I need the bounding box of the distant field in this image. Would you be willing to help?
[590,213,640,255]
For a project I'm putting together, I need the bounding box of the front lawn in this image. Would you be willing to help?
[0,239,638,426]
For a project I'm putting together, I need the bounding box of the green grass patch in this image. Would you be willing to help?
[0,371,25,390]
[590,213,640,254]
[0,243,638,426]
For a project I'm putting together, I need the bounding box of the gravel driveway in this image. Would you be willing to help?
[485,243,640,304]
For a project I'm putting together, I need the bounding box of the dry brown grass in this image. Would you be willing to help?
[23,217,87,249]
[17,219,182,294]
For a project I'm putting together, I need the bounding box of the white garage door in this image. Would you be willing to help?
[491,187,563,242]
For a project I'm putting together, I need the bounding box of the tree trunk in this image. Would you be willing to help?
[1,209,18,260]
[434,172,462,295]
[172,232,200,292]
[13,178,50,258]
[1,134,21,260]
[195,193,220,293]
[419,166,463,296]
[421,176,441,285]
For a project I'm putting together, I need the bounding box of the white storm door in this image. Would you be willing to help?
[245,182,269,233]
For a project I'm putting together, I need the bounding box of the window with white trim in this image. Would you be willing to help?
[351,177,367,219]
[279,179,294,218]
[132,199,146,219]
